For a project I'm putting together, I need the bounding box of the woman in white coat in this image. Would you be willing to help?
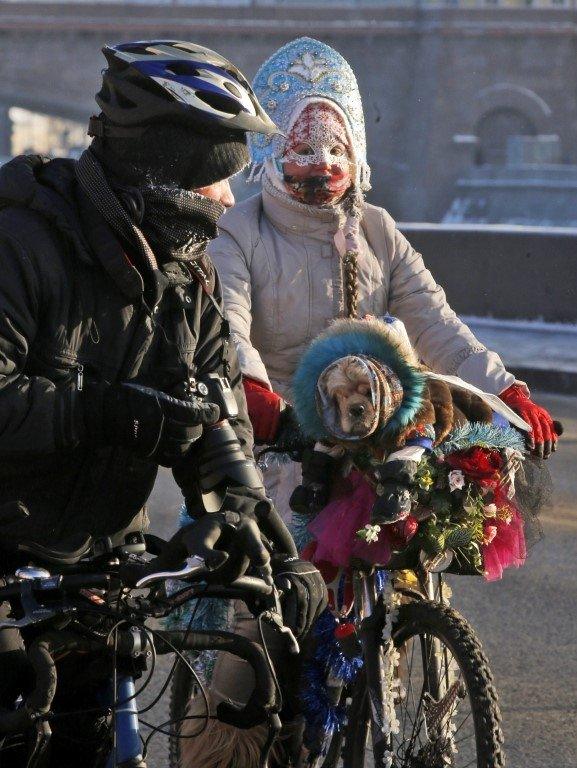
[209,36,557,526]
[182,37,558,768]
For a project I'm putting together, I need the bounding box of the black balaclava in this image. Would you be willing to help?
[91,120,249,190]
[80,119,249,264]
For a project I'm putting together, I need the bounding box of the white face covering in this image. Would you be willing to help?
[280,101,354,206]
[281,102,352,172]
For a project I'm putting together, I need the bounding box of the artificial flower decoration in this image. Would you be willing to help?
[357,523,382,544]
[448,469,466,492]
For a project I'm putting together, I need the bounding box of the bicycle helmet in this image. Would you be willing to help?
[94,40,278,137]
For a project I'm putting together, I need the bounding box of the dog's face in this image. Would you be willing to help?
[323,358,376,436]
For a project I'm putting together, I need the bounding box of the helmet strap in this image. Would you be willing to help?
[88,115,146,140]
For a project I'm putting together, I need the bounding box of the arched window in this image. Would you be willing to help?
[476,108,536,165]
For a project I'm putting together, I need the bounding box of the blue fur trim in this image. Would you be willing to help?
[437,422,526,455]
[293,325,425,442]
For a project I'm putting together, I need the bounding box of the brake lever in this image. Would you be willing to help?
[134,555,208,589]
[0,580,76,630]
[259,584,300,655]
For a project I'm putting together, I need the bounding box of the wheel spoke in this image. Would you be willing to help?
[452,709,472,738]
[455,730,476,746]
[347,601,501,768]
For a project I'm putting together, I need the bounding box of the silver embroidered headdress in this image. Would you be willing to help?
[248,37,371,190]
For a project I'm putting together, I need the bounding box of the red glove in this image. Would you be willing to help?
[243,376,283,444]
[500,384,559,458]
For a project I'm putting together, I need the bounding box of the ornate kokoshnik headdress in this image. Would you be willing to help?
[248,37,371,191]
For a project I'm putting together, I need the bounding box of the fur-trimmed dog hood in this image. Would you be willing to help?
[293,316,531,445]
[293,316,425,444]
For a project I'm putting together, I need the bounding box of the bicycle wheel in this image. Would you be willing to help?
[341,600,505,768]
[168,656,198,768]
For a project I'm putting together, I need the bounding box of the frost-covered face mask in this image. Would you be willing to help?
[281,102,353,206]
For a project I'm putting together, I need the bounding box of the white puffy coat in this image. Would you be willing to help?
[208,181,514,521]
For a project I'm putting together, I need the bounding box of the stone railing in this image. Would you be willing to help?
[4,0,576,6]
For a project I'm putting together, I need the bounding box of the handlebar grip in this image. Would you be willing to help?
[216,700,268,730]
[156,630,277,729]
[60,574,111,591]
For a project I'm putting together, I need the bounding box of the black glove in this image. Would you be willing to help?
[289,447,341,515]
[120,511,271,587]
[272,554,328,639]
[274,404,312,456]
[83,382,220,467]
[180,511,271,584]
[370,459,418,525]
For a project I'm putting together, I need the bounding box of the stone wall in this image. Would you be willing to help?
[2,4,577,221]
[400,222,577,322]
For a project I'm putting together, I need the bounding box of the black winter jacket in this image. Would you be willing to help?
[0,155,253,549]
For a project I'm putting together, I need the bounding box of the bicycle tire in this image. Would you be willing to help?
[168,657,198,768]
[341,600,505,768]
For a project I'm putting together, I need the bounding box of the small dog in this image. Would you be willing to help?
[323,357,377,437]
[322,354,493,448]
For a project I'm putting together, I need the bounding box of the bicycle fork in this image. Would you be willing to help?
[353,571,395,768]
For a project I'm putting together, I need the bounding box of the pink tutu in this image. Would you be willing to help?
[482,508,527,581]
[306,468,527,580]
[308,470,392,568]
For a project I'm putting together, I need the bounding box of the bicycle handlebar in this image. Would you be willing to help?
[155,629,278,729]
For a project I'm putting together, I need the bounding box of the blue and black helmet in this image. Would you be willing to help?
[93,40,278,138]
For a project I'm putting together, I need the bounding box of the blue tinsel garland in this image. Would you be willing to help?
[300,570,389,752]
[290,510,315,553]
[162,505,234,681]
[300,609,364,752]
[437,421,525,455]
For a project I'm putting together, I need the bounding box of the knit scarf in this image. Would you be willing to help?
[76,150,225,267]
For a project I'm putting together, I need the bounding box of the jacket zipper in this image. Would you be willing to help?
[76,364,84,392]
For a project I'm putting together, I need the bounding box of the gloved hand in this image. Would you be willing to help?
[119,511,271,587]
[274,404,310,455]
[180,511,272,584]
[83,382,220,466]
[289,446,340,515]
[500,384,561,459]
[272,554,328,639]
[243,376,284,444]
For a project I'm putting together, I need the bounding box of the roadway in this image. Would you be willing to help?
[142,392,577,768]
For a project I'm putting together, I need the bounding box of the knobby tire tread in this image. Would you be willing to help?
[168,658,196,768]
[341,600,505,768]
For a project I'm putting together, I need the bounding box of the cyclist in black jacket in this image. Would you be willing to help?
[0,41,326,764]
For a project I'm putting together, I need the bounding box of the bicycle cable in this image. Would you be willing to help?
[257,612,283,713]
[140,620,211,758]
[137,588,203,715]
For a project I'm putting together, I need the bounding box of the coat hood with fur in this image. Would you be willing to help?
[293,316,426,444]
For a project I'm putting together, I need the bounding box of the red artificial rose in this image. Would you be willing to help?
[445,447,503,487]
[389,515,419,550]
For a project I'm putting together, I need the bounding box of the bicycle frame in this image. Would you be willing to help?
[105,676,143,768]
[0,555,283,768]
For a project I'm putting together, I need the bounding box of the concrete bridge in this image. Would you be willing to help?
[3,2,577,220]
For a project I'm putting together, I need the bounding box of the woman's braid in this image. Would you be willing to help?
[341,188,363,319]
[343,249,359,318]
